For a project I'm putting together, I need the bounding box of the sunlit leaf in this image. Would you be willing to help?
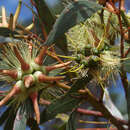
[103,89,124,119]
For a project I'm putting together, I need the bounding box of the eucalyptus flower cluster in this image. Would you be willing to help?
[0,41,70,124]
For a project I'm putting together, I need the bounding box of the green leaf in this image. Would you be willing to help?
[66,111,77,130]
[33,0,55,34]
[103,89,124,119]
[40,95,80,124]
[44,0,102,46]
[58,123,66,130]
[120,11,130,27]
[40,76,92,124]
[33,0,68,54]
[4,109,16,130]
[13,106,27,130]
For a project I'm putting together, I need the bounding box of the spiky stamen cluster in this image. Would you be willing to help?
[69,41,120,84]
[65,10,122,84]
[0,41,70,124]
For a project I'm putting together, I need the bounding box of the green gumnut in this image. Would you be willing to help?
[91,55,99,62]
[85,44,92,49]
[81,59,89,67]
[75,54,82,62]
[84,44,92,56]
[104,45,109,50]
[88,55,99,67]
[91,48,99,55]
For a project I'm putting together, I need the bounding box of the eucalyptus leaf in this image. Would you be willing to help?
[58,123,67,130]
[4,109,16,130]
[33,0,55,34]
[44,0,102,46]
[40,76,92,124]
[13,106,28,130]
[66,111,77,130]
[40,96,80,124]
[103,89,124,120]
[33,0,68,53]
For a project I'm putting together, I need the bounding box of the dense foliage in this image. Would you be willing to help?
[0,0,129,130]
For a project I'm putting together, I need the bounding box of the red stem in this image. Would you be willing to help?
[77,108,103,117]
[30,92,40,124]
[0,69,18,79]
[0,84,20,107]
[45,61,71,72]
[13,46,30,71]
[118,0,124,58]
[46,50,63,63]
[39,98,128,126]
[38,74,65,83]
[41,23,48,41]
[77,108,128,125]
[31,0,48,40]
[34,46,47,65]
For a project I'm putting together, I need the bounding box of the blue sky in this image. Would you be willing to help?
[0,0,129,22]
[0,0,59,22]
[0,0,33,21]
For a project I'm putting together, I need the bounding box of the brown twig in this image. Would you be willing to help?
[40,82,126,130]
[39,97,127,129]
[77,108,128,125]
[47,45,64,63]
[30,0,35,6]
[116,1,130,129]
[117,0,124,58]
[77,108,103,117]
[46,50,64,63]
[40,22,48,41]
[56,80,126,129]
[83,92,126,130]
[120,65,129,128]
[16,24,45,43]
[30,0,48,40]
[39,98,51,105]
